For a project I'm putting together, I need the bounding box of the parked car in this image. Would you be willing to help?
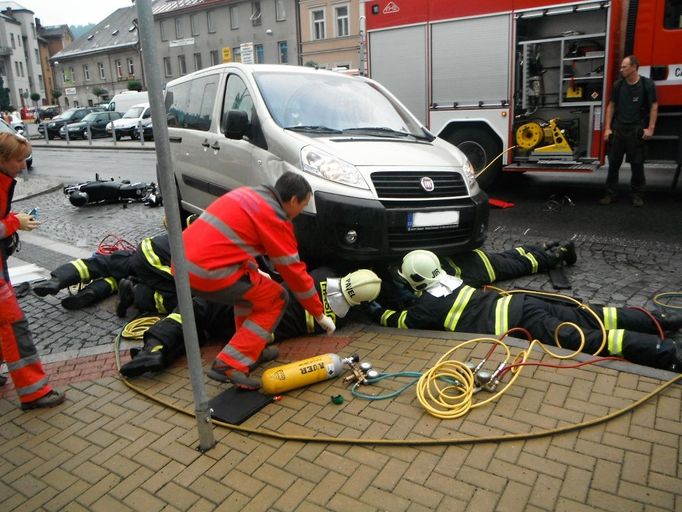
[38,107,104,139]
[59,111,122,139]
[37,105,60,120]
[142,122,153,141]
[106,103,151,140]
[0,118,32,168]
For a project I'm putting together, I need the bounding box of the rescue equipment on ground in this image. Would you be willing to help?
[261,353,376,395]
[63,173,161,208]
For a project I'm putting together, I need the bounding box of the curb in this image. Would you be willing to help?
[13,183,64,203]
[29,142,156,151]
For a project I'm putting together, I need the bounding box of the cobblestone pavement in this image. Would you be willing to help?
[1,174,682,511]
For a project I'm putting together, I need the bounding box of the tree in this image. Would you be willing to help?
[92,86,109,102]
[127,80,142,92]
[30,92,40,106]
[52,89,62,106]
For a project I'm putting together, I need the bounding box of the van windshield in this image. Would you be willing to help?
[123,107,144,118]
[254,71,430,139]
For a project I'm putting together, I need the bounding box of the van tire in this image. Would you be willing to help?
[444,128,502,191]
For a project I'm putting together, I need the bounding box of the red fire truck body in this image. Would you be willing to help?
[365,0,682,188]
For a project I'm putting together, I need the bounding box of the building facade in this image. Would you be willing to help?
[51,5,144,108]
[0,2,45,109]
[298,0,362,70]
[153,0,299,82]
[36,21,73,107]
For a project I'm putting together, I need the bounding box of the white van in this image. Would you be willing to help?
[165,64,489,261]
[107,102,151,140]
[106,91,148,115]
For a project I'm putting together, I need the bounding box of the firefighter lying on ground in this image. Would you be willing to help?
[118,267,382,383]
[366,250,682,372]
[32,233,175,316]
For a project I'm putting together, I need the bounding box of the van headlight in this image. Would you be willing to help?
[462,158,480,192]
[301,146,369,190]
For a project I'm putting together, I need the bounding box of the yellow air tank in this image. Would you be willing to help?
[261,353,345,395]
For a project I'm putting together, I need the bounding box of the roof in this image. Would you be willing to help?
[38,25,71,39]
[52,5,139,61]
[153,0,227,16]
[0,1,33,14]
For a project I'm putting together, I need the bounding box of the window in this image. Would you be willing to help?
[17,36,21,47]
[163,57,172,77]
[255,44,264,64]
[83,64,90,81]
[34,49,39,63]
[312,9,326,40]
[14,61,19,76]
[210,49,220,66]
[207,10,216,33]
[127,58,134,75]
[160,19,168,41]
[275,0,286,21]
[98,62,105,79]
[20,62,25,77]
[664,0,682,28]
[232,47,242,63]
[222,74,254,126]
[251,2,262,26]
[193,52,202,71]
[190,14,199,36]
[230,5,239,29]
[175,17,183,39]
[335,5,349,37]
[115,59,123,78]
[166,74,218,131]
[10,34,14,49]
[178,54,187,75]
[278,41,288,64]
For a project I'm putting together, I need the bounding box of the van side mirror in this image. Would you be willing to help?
[223,110,249,140]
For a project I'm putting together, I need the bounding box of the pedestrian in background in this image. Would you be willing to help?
[600,55,658,207]
[0,132,65,410]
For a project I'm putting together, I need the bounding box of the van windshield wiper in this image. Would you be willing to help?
[285,125,343,134]
[342,127,430,140]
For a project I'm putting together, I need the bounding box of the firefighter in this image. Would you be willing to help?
[0,133,65,409]
[119,267,382,377]
[181,172,332,390]
[367,250,682,372]
[33,233,176,316]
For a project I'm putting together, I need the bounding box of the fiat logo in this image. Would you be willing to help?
[420,177,435,192]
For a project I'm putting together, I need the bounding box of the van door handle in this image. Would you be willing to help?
[201,139,210,148]
[210,142,220,151]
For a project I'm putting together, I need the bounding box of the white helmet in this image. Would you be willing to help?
[399,250,444,291]
[326,269,382,317]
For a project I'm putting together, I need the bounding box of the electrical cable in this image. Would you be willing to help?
[474,145,517,179]
[97,234,136,255]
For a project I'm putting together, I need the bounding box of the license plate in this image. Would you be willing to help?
[407,211,459,231]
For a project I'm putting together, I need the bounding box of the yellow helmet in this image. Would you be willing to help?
[327,269,382,317]
[399,250,444,291]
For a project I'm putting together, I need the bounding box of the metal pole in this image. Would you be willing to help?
[87,123,92,146]
[136,0,215,452]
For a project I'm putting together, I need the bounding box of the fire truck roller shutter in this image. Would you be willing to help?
[440,125,502,192]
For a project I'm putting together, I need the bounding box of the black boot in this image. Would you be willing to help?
[119,345,166,377]
[61,288,99,310]
[653,310,682,333]
[116,278,135,318]
[0,374,7,386]
[556,241,577,266]
[33,277,62,297]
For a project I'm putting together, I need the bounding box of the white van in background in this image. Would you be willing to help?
[106,102,151,140]
[106,91,148,115]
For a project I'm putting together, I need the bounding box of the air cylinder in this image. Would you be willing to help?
[261,353,344,395]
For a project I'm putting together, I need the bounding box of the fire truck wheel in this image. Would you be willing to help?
[445,127,502,191]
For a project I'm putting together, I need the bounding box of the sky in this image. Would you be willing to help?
[11,0,135,26]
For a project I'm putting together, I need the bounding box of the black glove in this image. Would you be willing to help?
[362,300,384,320]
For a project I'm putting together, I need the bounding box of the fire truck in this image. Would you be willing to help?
[365,0,682,189]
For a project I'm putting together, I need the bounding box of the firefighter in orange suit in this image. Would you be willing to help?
[0,133,65,409]
[181,172,333,389]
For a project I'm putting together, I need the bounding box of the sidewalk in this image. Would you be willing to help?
[29,136,155,151]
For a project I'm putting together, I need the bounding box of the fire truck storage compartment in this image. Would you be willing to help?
[514,5,608,160]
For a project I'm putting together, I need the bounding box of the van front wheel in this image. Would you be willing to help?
[444,128,502,191]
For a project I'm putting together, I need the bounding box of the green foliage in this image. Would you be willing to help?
[30,92,40,103]
[92,86,109,99]
[127,80,142,92]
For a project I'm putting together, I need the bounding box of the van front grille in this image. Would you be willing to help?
[388,222,473,251]
[371,171,468,199]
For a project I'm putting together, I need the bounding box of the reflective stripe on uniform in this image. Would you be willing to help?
[607,329,625,356]
[380,309,397,326]
[6,353,40,372]
[305,311,315,333]
[443,285,476,331]
[494,295,513,335]
[222,344,257,367]
[444,257,462,278]
[243,319,271,343]
[474,249,496,283]
[516,247,538,274]
[294,286,317,301]
[199,211,260,259]
[141,238,172,275]
[270,254,300,266]
[16,376,49,397]
[186,260,243,281]
[71,259,90,282]
[154,291,166,314]
[168,312,182,324]
[603,306,618,330]
[104,277,118,292]
[397,311,408,329]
